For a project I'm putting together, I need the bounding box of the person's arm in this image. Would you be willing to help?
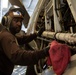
[16,26,45,45]
[16,33,37,45]
[1,31,49,66]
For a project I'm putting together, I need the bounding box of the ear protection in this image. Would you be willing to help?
[1,16,8,26]
[1,5,24,27]
[1,15,12,27]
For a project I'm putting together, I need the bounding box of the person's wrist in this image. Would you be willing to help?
[43,46,50,56]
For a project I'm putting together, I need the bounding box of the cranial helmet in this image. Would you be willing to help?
[1,5,25,27]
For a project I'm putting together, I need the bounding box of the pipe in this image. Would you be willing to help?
[42,31,76,44]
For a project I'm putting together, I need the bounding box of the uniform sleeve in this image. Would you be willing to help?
[1,32,47,66]
[16,33,37,45]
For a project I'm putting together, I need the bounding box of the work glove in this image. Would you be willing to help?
[43,46,50,56]
[15,30,26,38]
[37,26,45,37]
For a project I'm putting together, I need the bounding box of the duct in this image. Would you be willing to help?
[42,31,55,39]
[56,33,76,44]
[42,31,76,44]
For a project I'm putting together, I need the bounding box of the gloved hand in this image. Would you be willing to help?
[15,30,25,38]
[43,46,50,56]
[37,26,45,37]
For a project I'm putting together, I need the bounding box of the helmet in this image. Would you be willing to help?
[8,5,25,18]
[1,5,24,27]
